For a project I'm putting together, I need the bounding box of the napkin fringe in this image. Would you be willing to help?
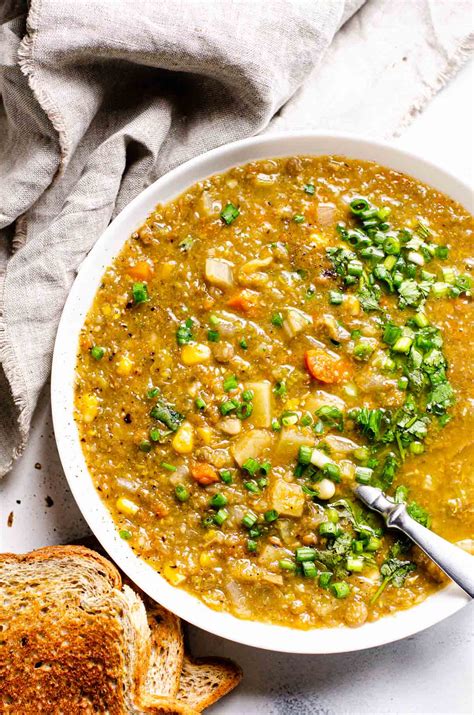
[17,0,69,171]
[393,32,474,138]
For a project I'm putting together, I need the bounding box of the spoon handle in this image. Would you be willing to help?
[356,485,474,598]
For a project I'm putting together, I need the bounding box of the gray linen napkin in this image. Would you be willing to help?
[0,0,363,476]
[0,0,472,478]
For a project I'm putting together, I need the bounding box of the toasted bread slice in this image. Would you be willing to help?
[145,600,184,698]
[177,655,243,711]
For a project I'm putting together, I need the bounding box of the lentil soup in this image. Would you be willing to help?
[75,156,474,629]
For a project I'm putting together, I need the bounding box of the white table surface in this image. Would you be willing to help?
[1,60,473,715]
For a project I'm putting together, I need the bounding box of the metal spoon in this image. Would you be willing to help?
[356,485,474,598]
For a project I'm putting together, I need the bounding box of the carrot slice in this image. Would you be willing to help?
[304,348,351,384]
[127,261,154,281]
[190,463,220,485]
[227,289,258,312]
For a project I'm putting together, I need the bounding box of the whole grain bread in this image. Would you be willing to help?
[0,545,241,714]
[177,656,243,712]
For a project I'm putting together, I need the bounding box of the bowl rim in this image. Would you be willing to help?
[51,130,472,654]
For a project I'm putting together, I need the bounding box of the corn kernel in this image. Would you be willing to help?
[172,421,194,454]
[116,354,134,376]
[158,261,175,279]
[181,343,211,366]
[204,529,217,543]
[163,564,186,586]
[285,398,300,411]
[101,304,112,317]
[116,496,139,516]
[79,393,99,423]
[199,552,218,568]
[197,427,212,445]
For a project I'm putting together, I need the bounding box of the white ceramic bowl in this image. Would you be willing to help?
[51,132,472,653]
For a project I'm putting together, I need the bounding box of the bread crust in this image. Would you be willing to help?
[0,545,240,714]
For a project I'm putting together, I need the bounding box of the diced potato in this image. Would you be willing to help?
[218,418,242,435]
[172,422,194,454]
[231,429,272,467]
[275,426,314,462]
[163,564,186,586]
[181,343,211,365]
[270,479,305,517]
[205,258,234,289]
[283,308,312,339]
[303,390,346,414]
[199,551,218,568]
[245,381,272,428]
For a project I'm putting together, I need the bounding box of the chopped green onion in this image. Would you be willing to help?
[366,536,382,552]
[260,461,272,475]
[161,462,177,472]
[326,507,339,523]
[220,399,238,416]
[244,480,260,494]
[435,245,449,259]
[319,521,339,538]
[175,484,190,502]
[271,418,282,431]
[302,561,318,578]
[132,282,149,304]
[219,469,233,484]
[213,508,229,526]
[346,556,364,572]
[242,457,259,476]
[239,337,248,350]
[398,376,409,390]
[119,529,132,540]
[279,559,296,571]
[207,329,220,342]
[247,539,258,552]
[293,214,305,223]
[323,463,341,482]
[149,427,161,442]
[304,183,315,195]
[383,236,401,255]
[300,412,313,427]
[176,318,194,345]
[195,396,207,410]
[281,411,298,426]
[393,335,413,353]
[329,291,344,305]
[264,509,279,523]
[147,387,159,398]
[220,202,240,225]
[90,345,105,360]
[210,493,228,509]
[353,446,370,462]
[237,402,253,419]
[349,197,370,215]
[242,389,254,402]
[223,375,238,392]
[298,445,313,465]
[271,312,284,327]
[209,314,220,326]
[242,511,258,529]
[347,260,363,277]
[273,381,287,398]
[431,281,450,298]
[355,466,373,484]
[319,571,332,589]
[330,581,350,599]
[295,547,316,563]
[139,440,152,453]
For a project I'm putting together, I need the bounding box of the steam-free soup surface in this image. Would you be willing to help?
[76,156,474,629]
